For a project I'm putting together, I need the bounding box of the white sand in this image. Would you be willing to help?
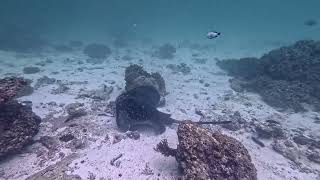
[0,42,319,180]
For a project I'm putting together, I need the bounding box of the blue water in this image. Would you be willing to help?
[1,0,319,46]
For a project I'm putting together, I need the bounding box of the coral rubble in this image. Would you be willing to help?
[155,121,257,180]
[217,40,320,112]
[0,77,41,159]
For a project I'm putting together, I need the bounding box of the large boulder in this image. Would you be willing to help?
[155,122,257,180]
[0,77,41,159]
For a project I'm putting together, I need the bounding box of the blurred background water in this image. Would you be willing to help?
[1,0,319,50]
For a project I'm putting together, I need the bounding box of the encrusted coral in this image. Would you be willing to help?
[217,40,320,112]
[0,77,41,159]
[155,122,257,180]
[124,64,167,97]
[0,77,28,104]
[83,43,112,59]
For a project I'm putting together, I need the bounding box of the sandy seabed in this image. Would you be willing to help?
[0,41,319,180]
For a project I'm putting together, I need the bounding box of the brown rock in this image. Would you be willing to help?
[155,121,257,180]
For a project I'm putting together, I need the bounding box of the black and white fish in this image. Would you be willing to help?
[207,31,221,39]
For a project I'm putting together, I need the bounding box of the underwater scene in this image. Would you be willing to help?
[1,0,320,179]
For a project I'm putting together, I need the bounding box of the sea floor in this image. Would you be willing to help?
[0,41,320,180]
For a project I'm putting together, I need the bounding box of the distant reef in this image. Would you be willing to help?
[217,40,320,112]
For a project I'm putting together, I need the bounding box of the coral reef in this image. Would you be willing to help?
[217,40,320,112]
[154,43,176,59]
[124,64,167,97]
[83,43,112,59]
[0,77,41,159]
[155,121,257,180]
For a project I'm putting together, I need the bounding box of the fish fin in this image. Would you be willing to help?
[156,111,176,125]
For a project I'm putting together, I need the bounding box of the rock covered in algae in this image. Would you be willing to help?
[155,121,257,180]
[0,77,41,159]
[124,64,167,97]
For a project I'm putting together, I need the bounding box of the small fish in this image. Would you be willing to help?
[207,31,221,39]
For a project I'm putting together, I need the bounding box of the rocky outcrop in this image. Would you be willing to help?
[0,77,41,159]
[124,64,167,97]
[217,40,320,112]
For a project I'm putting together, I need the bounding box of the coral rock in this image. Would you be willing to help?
[156,122,257,180]
[0,77,41,159]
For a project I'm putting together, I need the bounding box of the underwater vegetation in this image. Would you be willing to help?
[0,77,41,159]
[217,40,320,112]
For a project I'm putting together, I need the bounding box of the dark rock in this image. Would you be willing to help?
[154,44,176,59]
[83,43,111,59]
[0,77,41,159]
[59,134,75,142]
[307,152,320,164]
[217,40,320,112]
[155,122,257,180]
[0,77,29,104]
[23,67,41,74]
[293,135,313,145]
[125,64,167,97]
